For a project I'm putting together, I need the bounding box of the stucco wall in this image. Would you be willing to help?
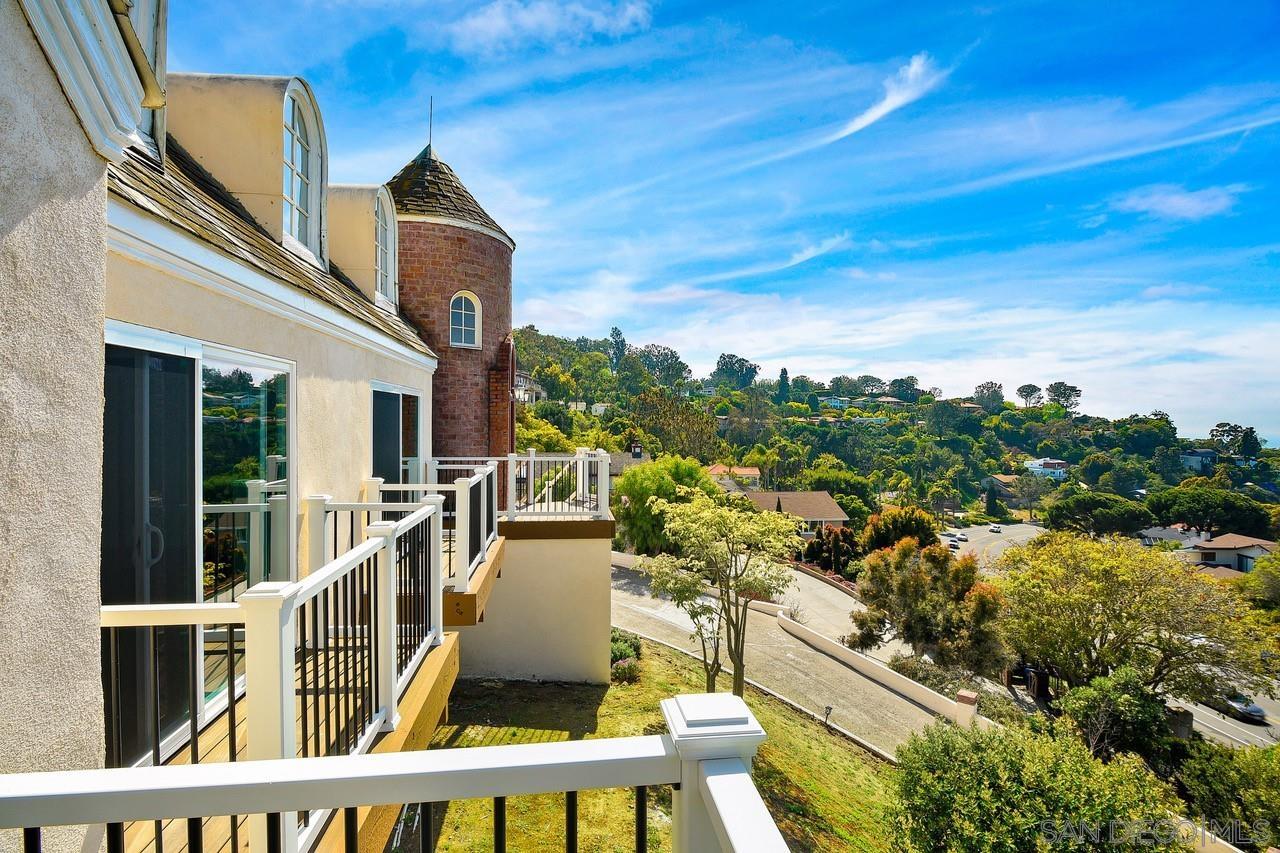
[0,3,108,850]
[106,250,434,573]
[456,535,611,683]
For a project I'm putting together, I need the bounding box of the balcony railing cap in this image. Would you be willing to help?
[660,694,766,762]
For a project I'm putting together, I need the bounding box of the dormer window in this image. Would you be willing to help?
[450,291,481,348]
[282,88,323,259]
[375,190,396,304]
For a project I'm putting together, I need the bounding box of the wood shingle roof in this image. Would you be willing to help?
[386,144,512,246]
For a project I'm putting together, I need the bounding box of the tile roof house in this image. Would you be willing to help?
[744,491,849,537]
[1187,534,1276,573]
[707,463,762,488]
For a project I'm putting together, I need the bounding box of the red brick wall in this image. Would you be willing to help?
[396,220,513,458]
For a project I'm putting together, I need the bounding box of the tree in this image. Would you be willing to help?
[709,353,759,389]
[805,391,820,413]
[828,374,856,396]
[886,376,921,402]
[614,351,654,398]
[848,539,1006,672]
[644,488,798,696]
[607,326,627,371]
[1044,492,1155,536]
[852,375,886,396]
[1058,667,1170,762]
[1177,741,1280,849]
[997,533,1280,697]
[1146,483,1271,537]
[1045,381,1082,411]
[569,351,614,404]
[1238,426,1263,459]
[859,506,939,553]
[773,368,790,405]
[1239,552,1280,611]
[1016,383,1042,407]
[1076,452,1115,485]
[1210,422,1246,452]
[972,381,1005,414]
[630,388,724,461]
[612,457,719,555]
[636,344,691,387]
[895,723,1182,853]
[803,525,861,577]
[532,363,576,401]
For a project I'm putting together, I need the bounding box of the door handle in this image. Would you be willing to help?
[147,522,166,567]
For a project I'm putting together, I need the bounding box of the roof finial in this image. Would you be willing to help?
[428,95,434,152]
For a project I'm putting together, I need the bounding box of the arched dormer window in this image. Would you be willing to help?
[450,291,481,348]
[282,83,324,259]
[375,188,397,304]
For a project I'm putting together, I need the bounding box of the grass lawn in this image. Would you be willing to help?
[416,641,899,852]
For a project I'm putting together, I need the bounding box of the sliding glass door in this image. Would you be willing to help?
[372,387,420,485]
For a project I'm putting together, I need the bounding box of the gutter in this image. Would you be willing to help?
[107,0,165,108]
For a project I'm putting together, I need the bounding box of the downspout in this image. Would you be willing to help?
[107,0,165,109]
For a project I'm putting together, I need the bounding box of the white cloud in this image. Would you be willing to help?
[447,0,651,56]
[1110,183,1249,221]
[1141,283,1214,298]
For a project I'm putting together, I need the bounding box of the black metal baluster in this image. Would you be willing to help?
[226,621,240,853]
[187,818,203,853]
[493,797,506,853]
[106,823,123,853]
[344,569,354,751]
[321,586,333,754]
[188,626,200,766]
[266,813,282,853]
[565,791,577,852]
[23,827,40,853]
[107,627,121,768]
[150,626,164,853]
[299,600,310,759]
[343,807,358,853]
[310,600,321,758]
[634,786,647,853]
[370,553,379,719]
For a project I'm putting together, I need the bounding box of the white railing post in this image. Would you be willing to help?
[427,459,439,485]
[662,694,775,853]
[423,495,445,641]
[453,477,470,586]
[596,448,611,519]
[506,452,518,520]
[473,466,488,548]
[304,495,332,575]
[246,479,267,584]
[268,494,289,583]
[361,477,384,523]
[367,521,400,732]
[240,582,299,853]
[527,447,536,510]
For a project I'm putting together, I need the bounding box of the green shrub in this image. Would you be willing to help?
[610,628,642,663]
[889,656,1028,727]
[611,658,640,683]
[1177,740,1280,849]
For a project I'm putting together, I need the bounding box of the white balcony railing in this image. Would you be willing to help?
[99,497,445,852]
[428,448,612,522]
[0,695,787,853]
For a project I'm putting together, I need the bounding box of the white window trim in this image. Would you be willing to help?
[281,79,327,268]
[17,0,146,162]
[449,290,482,350]
[104,319,298,733]
[374,187,398,308]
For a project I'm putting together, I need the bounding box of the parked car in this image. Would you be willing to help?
[947,539,960,549]
[956,533,968,542]
[989,524,1002,533]
[1207,692,1268,724]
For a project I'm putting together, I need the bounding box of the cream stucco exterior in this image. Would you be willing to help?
[329,184,389,304]
[166,73,328,265]
[0,5,109,853]
[105,236,434,574]
[456,535,612,683]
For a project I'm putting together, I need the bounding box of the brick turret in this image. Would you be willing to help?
[387,144,515,458]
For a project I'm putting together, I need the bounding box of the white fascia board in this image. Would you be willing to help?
[107,198,437,373]
[18,0,145,163]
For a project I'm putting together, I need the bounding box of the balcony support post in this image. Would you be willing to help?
[303,495,332,575]
[453,477,471,586]
[367,522,400,732]
[246,479,267,585]
[423,495,446,643]
[505,452,518,520]
[361,477,384,523]
[595,449,611,520]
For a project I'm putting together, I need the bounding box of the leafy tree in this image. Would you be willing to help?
[614,351,654,398]
[800,469,878,511]
[1058,667,1170,762]
[569,351,614,404]
[1016,383,1042,407]
[773,368,790,404]
[886,376,922,402]
[828,374,856,396]
[789,374,821,394]
[852,375,886,396]
[637,343,691,387]
[1238,426,1263,459]
[1210,422,1246,452]
[803,525,860,577]
[1239,552,1280,611]
[644,488,798,696]
[806,391,820,413]
[531,400,572,433]
[833,493,872,532]
[515,413,573,453]
[1176,741,1280,849]
[532,362,576,401]
[1008,473,1053,520]
[997,533,1280,697]
[972,380,1005,413]
[1044,492,1155,536]
[1146,483,1271,537]
[895,723,1182,853]
[1076,451,1115,485]
[859,506,939,553]
[848,539,1006,672]
[607,326,627,371]
[1045,381,1083,411]
[630,388,724,461]
[612,456,719,554]
[709,353,760,389]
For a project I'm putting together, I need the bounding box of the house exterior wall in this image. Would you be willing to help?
[456,535,612,683]
[327,185,379,301]
[0,5,108,850]
[396,220,513,458]
[106,248,434,572]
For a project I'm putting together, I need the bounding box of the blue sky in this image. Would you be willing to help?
[168,1,1280,441]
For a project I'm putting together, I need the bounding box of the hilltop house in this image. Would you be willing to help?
[744,491,849,537]
[1023,457,1070,480]
[1,2,785,850]
[707,463,763,488]
[1186,534,1276,573]
[981,473,1020,503]
[1180,448,1219,474]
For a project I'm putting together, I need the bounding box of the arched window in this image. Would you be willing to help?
[375,190,396,303]
[283,92,320,253]
[450,292,481,348]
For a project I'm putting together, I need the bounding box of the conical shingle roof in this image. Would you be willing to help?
[386,145,512,246]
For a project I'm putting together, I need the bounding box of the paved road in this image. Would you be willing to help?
[939,522,1043,565]
[610,560,936,756]
[1182,698,1279,748]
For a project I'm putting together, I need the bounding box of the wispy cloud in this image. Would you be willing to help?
[447,0,651,57]
[1141,283,1214,298]
[1111,183,1249,221]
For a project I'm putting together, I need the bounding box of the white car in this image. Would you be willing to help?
[956,533,968,542]
[989,524,1002,533]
